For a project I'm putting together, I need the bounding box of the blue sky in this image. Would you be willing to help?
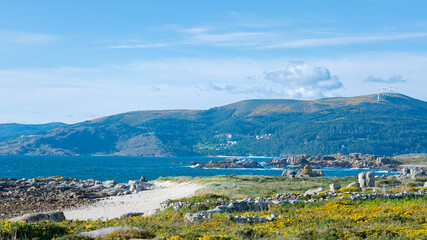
[1,0,427,123]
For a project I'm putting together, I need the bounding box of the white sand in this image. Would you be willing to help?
[63,181,202,220]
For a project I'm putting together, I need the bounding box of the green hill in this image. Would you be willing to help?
[0,122,66,142]
[0,94,426,156]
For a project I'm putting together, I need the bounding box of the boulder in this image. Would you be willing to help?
[14,211,66,223]
[281,170,296,177]
[330,183,341,192]
[410,168,425,178]
[145,208,160,216]
[120,212,144,218]
[184,212,208,222]
[358,172,375,188]
[304,187,324,196]
[77,227,142,238]
[401,167,410,175]
[347,182,360,188]
[104,180,118,185]
[295,165,324,177]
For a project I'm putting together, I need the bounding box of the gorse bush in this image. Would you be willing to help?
[0,220,68,240]
[338,186,361,192]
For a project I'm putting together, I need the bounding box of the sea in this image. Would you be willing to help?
[0,155,399,182]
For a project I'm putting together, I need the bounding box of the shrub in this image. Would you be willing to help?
[235,228,266,240]
[338,186,361,192]
[0,220,68,240]
[376,179,402,187]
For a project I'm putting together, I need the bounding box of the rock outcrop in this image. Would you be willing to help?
[282,166,323,178]
[191,158,263,169]
[264,153,400,169]
[296,166,324,177]
[358,172,375,188]
[12,212,66,223]
[400,167,426,178]
[281,170,296,177]
[330,183,341,192]
[77,227,144,238]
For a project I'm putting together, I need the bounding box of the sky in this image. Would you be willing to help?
[0,0,426,124]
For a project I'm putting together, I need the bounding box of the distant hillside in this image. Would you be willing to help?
[0,122,67,142]
[0,94,426,156]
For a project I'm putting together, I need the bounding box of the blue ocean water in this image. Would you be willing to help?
[0,155,398,182]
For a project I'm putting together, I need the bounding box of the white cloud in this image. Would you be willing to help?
[263,33,427,48]
[186,30,271,46]
[107,43,175,49]
[365,74,406,83]
[0,30,57,45]
[105,28,427,49]
[206,63,343,99]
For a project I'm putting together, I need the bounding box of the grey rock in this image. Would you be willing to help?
[14,211,66,223]
[330,183,341,192]
[77,227,141,238]
[145,208,160,216]
[347,182,360,188]
[304,187,324,196]
[120,212,144,218]
[358,172,375,188]
[401,167,410,175]
[104,180,118,185]
[281,170,296,177]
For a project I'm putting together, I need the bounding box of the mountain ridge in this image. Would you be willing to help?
[0,93,426,156]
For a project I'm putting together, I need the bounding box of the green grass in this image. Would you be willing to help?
[159,175,358,198]
[394,157,427,166]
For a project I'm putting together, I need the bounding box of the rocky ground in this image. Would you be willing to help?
[0,176,151,220]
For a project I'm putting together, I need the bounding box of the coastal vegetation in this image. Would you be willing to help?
[1,196,426,239]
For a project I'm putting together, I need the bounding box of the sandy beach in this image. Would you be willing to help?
[63,181,202,220]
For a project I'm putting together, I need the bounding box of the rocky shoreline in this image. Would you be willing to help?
[264,153,401,169]
[0,176,150,220]
[188,153,415,170]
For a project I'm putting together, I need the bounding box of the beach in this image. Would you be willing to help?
[63,181,202,220]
